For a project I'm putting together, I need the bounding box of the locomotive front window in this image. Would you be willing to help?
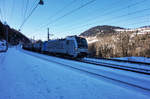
[75,37,88,48]
[66,40,69,45]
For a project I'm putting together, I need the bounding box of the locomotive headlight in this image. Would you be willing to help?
[75,48,78,51]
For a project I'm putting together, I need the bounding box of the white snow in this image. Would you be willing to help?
[0,47,150,99]
[114,57,150,64]
[86,36,98,44]
[115,28,150,34]
[20,48,150,95]
[84,57,150,71]
[114,29,126,32]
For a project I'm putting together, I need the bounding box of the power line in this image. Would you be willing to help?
[19,0,43,31]
[37,0,77,29]
[24,0,29,19]
[63,14,150,34]
[61,4,150,33]
[8,0,16,24]
[47,0,77,21]
[51,0,121,29]
[86,6,150,26]
[0,8,4,22]
[40,0,96,29]
[55,0,148,32]
[27,0,39,16]
[110,13,150,25]
[79,0,147,26]
[100,0,148,17]
[21,0,38,25]
[106,7,150,23]
[1,0,6,22]
[21,0,26,22]
[19,3,39,30]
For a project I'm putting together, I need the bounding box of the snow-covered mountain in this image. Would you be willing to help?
[0,21,30,45]
[80,25,150,43]
[80,25,124,37]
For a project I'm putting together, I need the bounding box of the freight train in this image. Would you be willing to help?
[23,36,88,58]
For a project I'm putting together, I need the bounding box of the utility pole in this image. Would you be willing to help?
[33,36,35,43]
[47,28,54,41]
[47,28,49,41]
[6,25,8,51]
[4,21,9,51]
[6,26,8,43]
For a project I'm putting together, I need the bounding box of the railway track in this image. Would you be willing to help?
[90,57,150,65]
[20,49,150,94]
[60,56,150,75]
[77,58,150,75]
[22,48,150,75]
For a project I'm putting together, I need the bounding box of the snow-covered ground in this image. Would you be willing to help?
[114,57,150,64]
[0,47,150,99]
[84,57,150,70]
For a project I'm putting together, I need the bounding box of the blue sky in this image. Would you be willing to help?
[0,0,150,41]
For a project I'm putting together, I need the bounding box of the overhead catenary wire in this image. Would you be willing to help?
[37,0,77,29]
[61,6,150,33]
[64,21,149,36]
[1,0,7,22]
[99,0,148,17]
[34,0,121,33]
[24,0,29,19]
[19,1,39,31]
[34,0,149,39]
[21,0,26,22]
[50,0,121,30]
[9,0,16,24]
[0,8,4,22]
[90,6,150,26]
[58,0,148,31]
[109,14,150,25]
[111,7,150,21]
[1,0,148,40]
[47,0,77,21]
[27,0,39,16]
[39,0,97,29]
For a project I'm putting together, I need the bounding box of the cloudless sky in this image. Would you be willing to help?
[0,0,150,41]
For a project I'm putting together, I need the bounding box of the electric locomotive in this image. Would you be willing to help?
[42,36,88,58]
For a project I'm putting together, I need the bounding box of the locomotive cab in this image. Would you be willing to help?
[65,36,88,58]
[75,36,88,58]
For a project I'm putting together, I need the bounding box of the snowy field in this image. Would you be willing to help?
[21,48,150,89]
[0,47,150,99]
[114,57,150,64]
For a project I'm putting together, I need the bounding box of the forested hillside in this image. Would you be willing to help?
[0,21,30,45]
[80,25,150,58]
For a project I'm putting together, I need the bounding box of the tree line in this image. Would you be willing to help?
[88,31,150,58]
[0,21,30,45]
